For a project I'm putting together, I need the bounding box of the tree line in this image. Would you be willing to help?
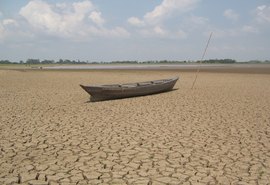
[0,59,88,65]
[1,59,270,64]
[200,59,236,64]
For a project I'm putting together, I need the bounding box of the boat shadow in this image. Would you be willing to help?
[84,88,178,103]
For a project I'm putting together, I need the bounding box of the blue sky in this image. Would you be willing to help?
[0,0,269,62]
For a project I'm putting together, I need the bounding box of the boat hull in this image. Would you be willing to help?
[80,77,179,102]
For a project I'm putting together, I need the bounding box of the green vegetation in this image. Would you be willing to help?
[0,60,18,64]
[200,59,236,63]
[0,59,88,65]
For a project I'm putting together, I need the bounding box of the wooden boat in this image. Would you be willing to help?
[80,77,179,102]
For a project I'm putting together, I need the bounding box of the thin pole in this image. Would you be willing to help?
[191,32,213,89]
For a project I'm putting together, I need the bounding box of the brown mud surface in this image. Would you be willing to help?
[0,69,269,184]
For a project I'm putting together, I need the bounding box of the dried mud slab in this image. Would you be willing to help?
[0,69,269,185]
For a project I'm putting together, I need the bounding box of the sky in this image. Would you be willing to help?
[0,0,270,62]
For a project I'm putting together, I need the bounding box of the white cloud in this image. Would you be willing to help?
[19,0,68,35]
[0,19,20,41]
[255,5,270,23]
[127,0,199,38]
[188,15,209,25]
[223,9,239,21]
[3,19,18,26]
[19,0,128,39]
[153,26,167,36]
[144,0,199,24]
[89,11,105,26]
[128,17,144,27]
[73,1,94,15]
[0,18,36,42]
[55,3,67,9]
[128,0,199,26]
[214,6,270,37]
[192,16,208,25]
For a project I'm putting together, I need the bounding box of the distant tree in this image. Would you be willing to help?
[111,60,138,64]
[141,60,187,64]
[41,60,54,64]
[64,59,72,64]
[58,59,64,64]
[247,60,262,64]
[201,59,236,64]
[0,60,12,64]
[55,59,87,64]
[160,60,168,63]
[26,59,40,64]
[77,60,87,64]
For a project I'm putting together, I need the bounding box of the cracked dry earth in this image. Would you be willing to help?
[0,69,270,185]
